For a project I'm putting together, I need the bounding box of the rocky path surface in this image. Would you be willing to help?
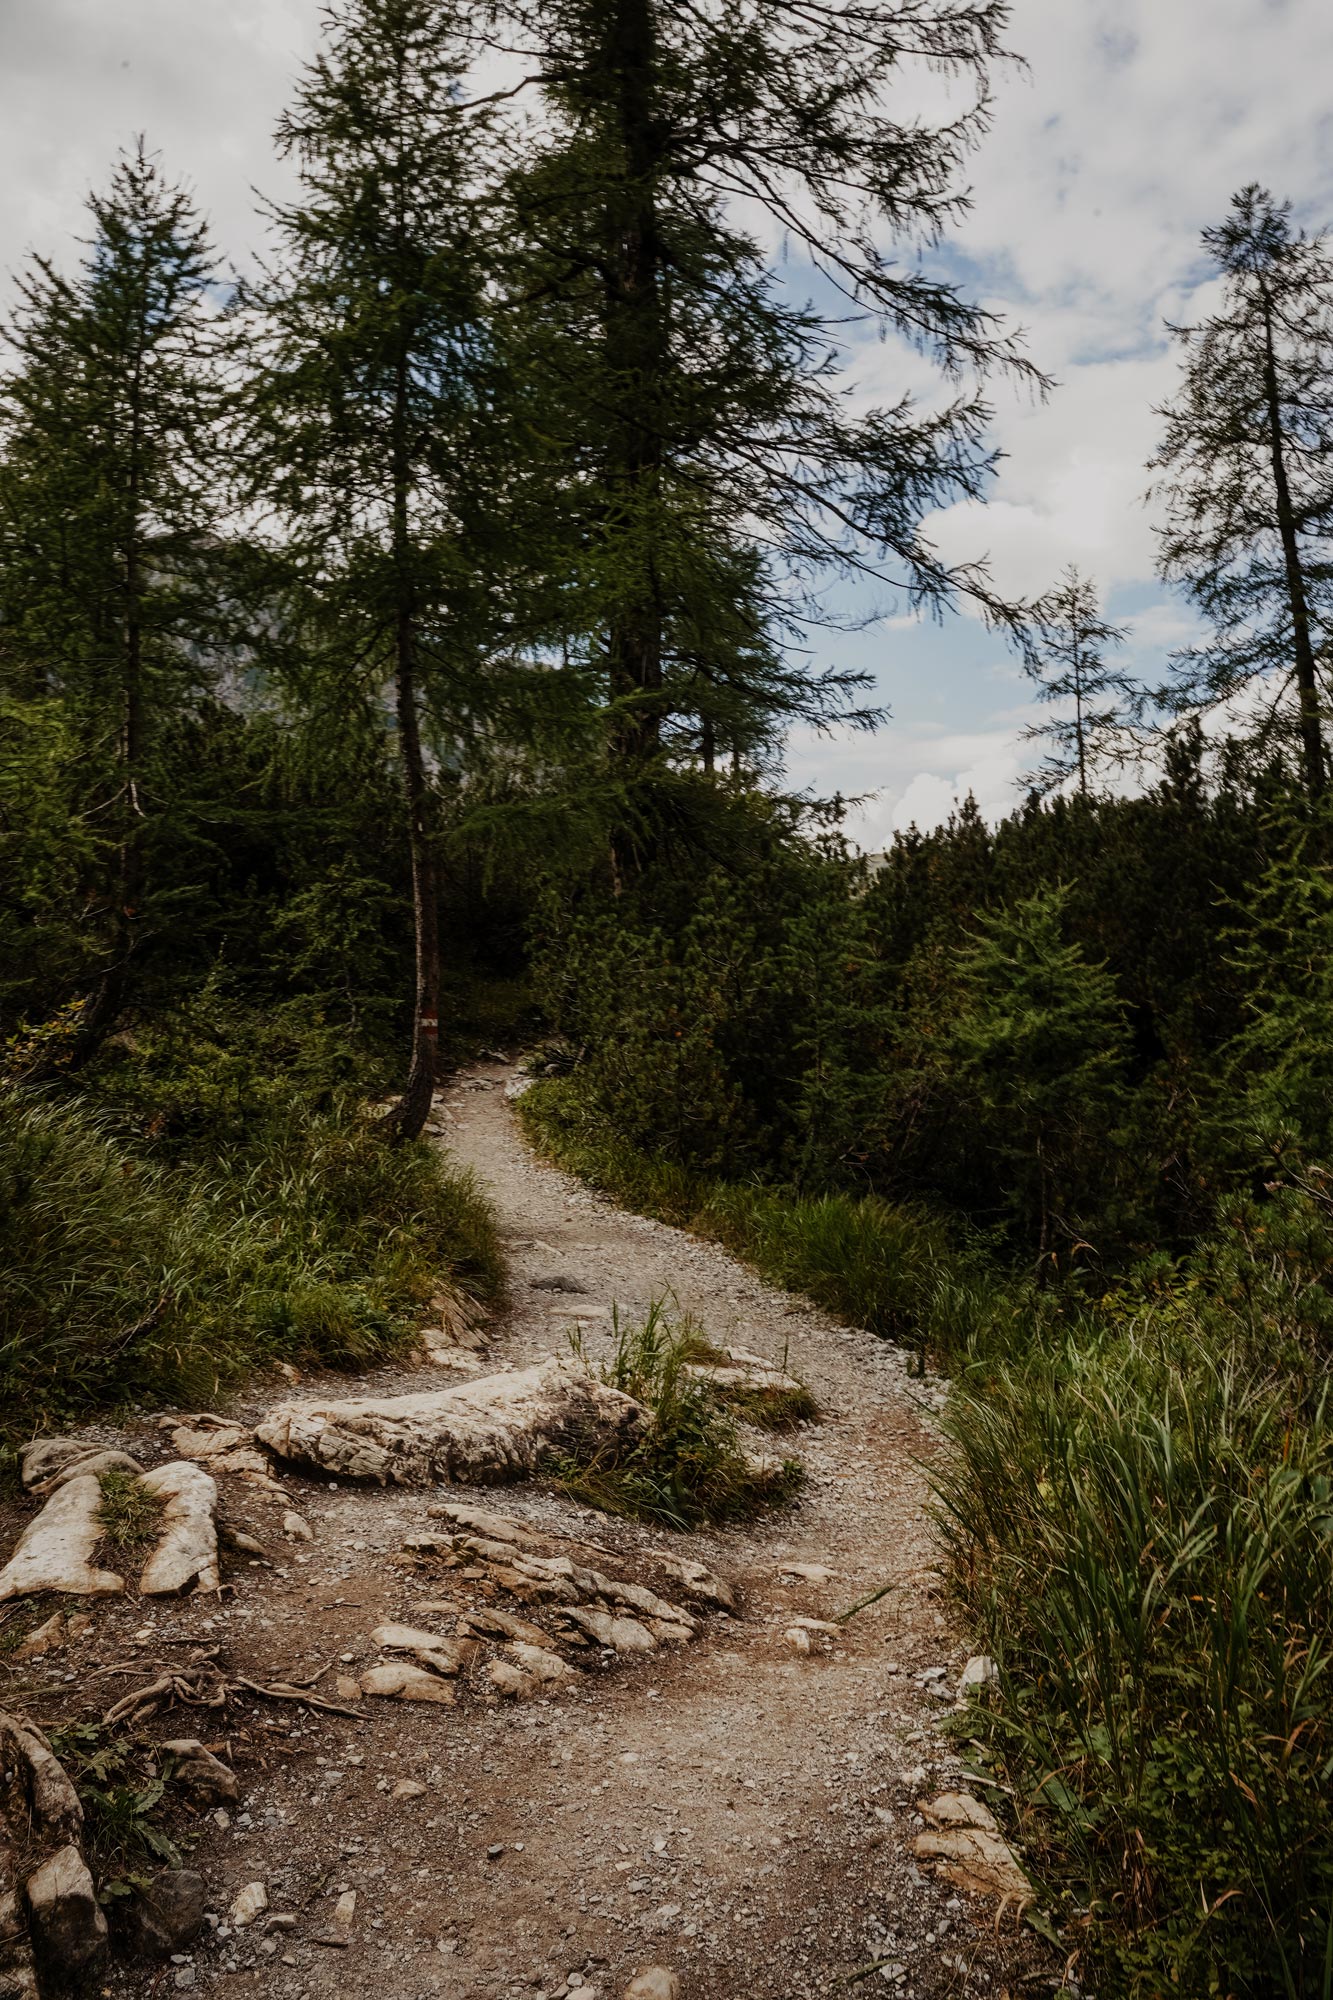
[2,1065,1038,2000]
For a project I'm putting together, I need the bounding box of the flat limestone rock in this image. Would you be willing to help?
[0,1841,39,2000]
[559,1606,656,1655]
[485,1659,537,1699]
[506,1641,573,1684]
[913,1793,1031,1906]
[654,1555,736,1615]
[425,1502,542,1546]
[163,1740,240,1804]
[21,1440,144,1497]
[359,1663,456,1706]
[138,1462,220,1596]
[171,1424,247,1458]
[0,1477,125,1602]
[254,1359,647,1487]
[25,1843,108,1975]
[456,1606,554,1649]
[0,1712,84,1844]
[369,1625,477,1676]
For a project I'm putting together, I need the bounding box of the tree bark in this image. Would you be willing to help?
[382,337,441,1145]
[41,325,148,1078]
[382,601,441,1144]
[601,0,668,861]
[1262,286,1327,798]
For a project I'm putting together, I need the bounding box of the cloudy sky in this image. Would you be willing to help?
[2,0,1330,844]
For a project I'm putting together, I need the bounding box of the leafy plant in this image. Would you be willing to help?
[45,1725,186,1891]
[96,1470,164,1555]
[553,1298,801,1529]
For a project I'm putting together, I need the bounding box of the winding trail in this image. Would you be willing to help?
[87,1064,1036,1999]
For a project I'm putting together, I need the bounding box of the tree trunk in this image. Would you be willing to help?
[41,338,148,1078]
[601,0,668,864]
[382,339,440,1145]
[1262,288,1327,798]
[382,600,441,1144]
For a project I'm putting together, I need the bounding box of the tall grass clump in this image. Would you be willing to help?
[0,1084,503,1430]
[937,1304,1333,1997]
[553,1298,801,1529]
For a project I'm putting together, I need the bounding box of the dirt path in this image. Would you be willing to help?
[8,1066,1036,2000]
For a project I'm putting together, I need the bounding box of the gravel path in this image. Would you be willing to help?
[8,1066,1038,2000]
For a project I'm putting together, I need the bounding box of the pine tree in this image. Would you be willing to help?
[245,0,515,1140]
[487,0,1042,859]
[1151,186,1333,799]
[1021,567,1135,796]
[932,885,1130,1265]
[0,142,227,1064]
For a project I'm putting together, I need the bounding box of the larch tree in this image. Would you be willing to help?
[0,142,227,1067]
[1152,185,1333,800]
[484,0,1043,864]
[1021,566,1135,796]
[246,0,514,1141]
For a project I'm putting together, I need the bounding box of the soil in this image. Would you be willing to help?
[0,1063,1045,2000]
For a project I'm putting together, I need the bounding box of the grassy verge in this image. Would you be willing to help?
[0,1078,504,1434]
[552,1299,802,1530]
[519,1078,1007,1355]
[523,1074,1333,1994]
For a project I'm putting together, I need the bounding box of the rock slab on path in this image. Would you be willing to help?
[254,1358,646,1486]
[0,1477,125,1603]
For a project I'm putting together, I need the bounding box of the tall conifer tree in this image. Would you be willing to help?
[1021,567,1134,796]
[1152,186,1333,799]
[486,0,1040,859]
[247,0,508,1139]
[0,143,226,1063]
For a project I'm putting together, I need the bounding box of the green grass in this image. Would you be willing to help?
[520,1078,962,1350]
[0,1081,505,1433]
[97,1469,164,1554]
[552,1298,802,1529]
[937,1296,1333,1998]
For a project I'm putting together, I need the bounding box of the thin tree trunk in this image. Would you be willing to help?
[1262,287,1327,798]
[48,333,147,1077]
[382,601,441,1143]
[602,0,667,866]
[382,339,440,1145]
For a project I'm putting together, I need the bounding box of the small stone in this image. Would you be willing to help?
[783,1626,812,1656]
[623,1971,681,2000]
[282,1511,313,1542]
[392,1779,427,1799]
[778,1562,834,1585]
[313,1889,356,1948]
[486,1845,504,1860]
[486,1660,537,1700]
[164,1739,241,1804]
[121,1869,207,1958]
[14,1611,68,1661]
[229,1883,268,1929]
[959,1654,998,1692]
[26,1843,108,1976]
[359,1662,456,1705]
